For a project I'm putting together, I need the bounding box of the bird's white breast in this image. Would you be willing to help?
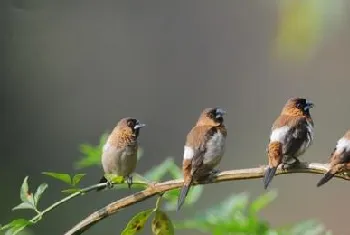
[203,131,226,165]
[335,137,350,154]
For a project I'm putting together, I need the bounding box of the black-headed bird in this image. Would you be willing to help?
[264,98,314,189]
[97,117,145,191]
[177,108,227,210]
[317,130,350,187]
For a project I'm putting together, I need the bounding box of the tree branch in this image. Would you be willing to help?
[64,162,350,235]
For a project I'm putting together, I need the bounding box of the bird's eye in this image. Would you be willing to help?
[127,120,134,127]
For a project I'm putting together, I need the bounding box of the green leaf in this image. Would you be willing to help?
[0,219,32,231]
[42,172,72,185]
[19,177,35,209]
[104,174,125,184]
[12,202,35,211]
[174,193,249,231]
[121,209,154,235]
[34,183,48,207]
[75,132,108,169]
[249,190,278,215]
[61,188,81,194]
[20,177,29,203]
[144,158,174,181]
[72,174,86,186]
[152,210,174,235]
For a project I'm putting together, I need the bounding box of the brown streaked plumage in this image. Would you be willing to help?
[177,108,227,210]
[96,117,145,191]
[317,130,350,187]
[264,97,314,189]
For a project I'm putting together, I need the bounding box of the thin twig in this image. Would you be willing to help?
[29,181,148,224]
[31,183,106,223]
[64,162,350,235]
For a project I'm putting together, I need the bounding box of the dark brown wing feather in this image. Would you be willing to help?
[283,117,309,156]
[187,126,219,179]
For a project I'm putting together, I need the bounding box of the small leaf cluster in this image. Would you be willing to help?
[42,172,85,194]
[1,172,86,235]
[121,197,174,235]
[174,191,331,235]
[0,177,47,234]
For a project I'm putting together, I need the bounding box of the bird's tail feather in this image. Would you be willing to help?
[263,167,277,189]
[177,182,192,211]
[96,176,108,191]
[316,171,335,187]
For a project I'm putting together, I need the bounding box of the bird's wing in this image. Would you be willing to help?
[186,125,218,177]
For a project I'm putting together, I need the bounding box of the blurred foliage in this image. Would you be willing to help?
[275,0,346,60]
[1,133,333,235]
[75,132,108,169]
[174,191,331,235]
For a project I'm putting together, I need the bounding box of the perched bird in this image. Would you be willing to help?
[97,117,145,191]
[264,97,314,189]
[317,130,350,187]
[177,108,227,210]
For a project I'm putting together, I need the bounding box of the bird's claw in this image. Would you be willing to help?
[106,180,113,189]
[210,169,221,175]
[281,164,286,171]
[126,176,133,189]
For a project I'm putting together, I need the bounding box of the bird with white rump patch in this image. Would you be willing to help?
[263,97,314,189]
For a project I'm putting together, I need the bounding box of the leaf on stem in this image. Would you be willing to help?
[18,177,35,210]
[34,183,48,207]
[42,172,72,185]
[72,174,86,186]
[121,209,154,235]
[152,210,174,235]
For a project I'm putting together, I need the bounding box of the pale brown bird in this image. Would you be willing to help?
[177,108,227,210]
[317,130,350,187]
[97,117,145,191]
[264,98,314,189]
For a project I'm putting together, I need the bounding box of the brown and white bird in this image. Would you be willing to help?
[317,130,350,187]
[264,97,314,189]
[97,117,145,191]
[177,108,227,210]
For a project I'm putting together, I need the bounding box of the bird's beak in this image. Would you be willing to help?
[215,108,226,118]
[134,122,146,129]
[305,101,314,110]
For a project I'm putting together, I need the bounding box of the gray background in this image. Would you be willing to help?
[2,1,350,234]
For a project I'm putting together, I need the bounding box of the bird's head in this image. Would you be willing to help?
[117,117,146,138]
[196,107,226,127]
[282,97,314,117]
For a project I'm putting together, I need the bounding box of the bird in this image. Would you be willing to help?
[317,130,350,187]
[263,97,314,189]
[96,117,145,191]
[177,108,227,211]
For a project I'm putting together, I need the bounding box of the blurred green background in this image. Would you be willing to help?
[2,0,350,234]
